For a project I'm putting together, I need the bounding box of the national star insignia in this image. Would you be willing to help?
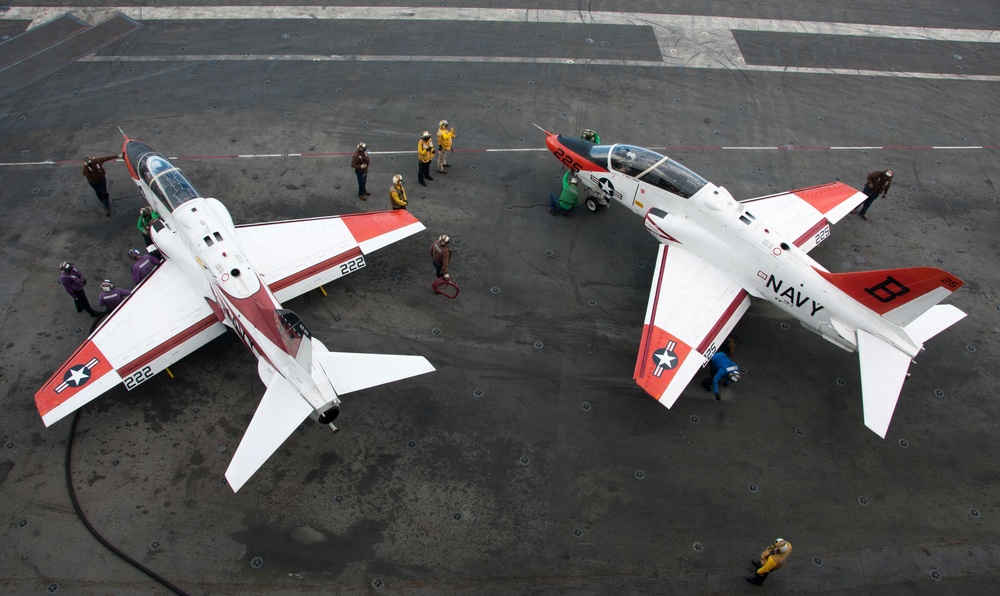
[653,349,677,369]
[65,366,90,386]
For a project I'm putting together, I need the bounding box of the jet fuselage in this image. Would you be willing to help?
[547,134,919,358]
[121,140,340,419]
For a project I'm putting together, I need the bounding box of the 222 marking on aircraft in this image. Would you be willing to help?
[541,128,966,438]
[35,138,435,492]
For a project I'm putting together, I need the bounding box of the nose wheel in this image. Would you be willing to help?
[585,195,609,213]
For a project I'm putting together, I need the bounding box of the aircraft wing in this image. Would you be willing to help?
[740,182,867,253]
[236,210,426,303]
[35,261,226,426]
[634,244,751,408]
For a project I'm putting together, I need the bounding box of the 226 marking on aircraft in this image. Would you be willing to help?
[540,127,966,438]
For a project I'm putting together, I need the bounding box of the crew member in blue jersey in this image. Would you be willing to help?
[701,338,741,400]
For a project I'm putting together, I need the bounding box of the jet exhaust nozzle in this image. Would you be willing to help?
[317,405,340,425]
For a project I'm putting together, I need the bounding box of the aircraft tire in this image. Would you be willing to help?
[585,196,601,212]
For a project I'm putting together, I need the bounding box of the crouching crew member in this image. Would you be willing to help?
[701,339,741,400]
[430,234,452,280]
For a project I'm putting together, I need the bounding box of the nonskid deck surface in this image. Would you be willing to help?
[0,2,997,594]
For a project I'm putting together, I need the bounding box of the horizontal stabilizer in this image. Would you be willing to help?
[903,304,966,345]
[226,372,313,492]
[313,352,435,396]
[857,330,912,438]
[816,266,963,326]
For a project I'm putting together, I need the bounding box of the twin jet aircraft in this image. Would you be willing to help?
[35,139,434,491]
[543,131,966,438]
[34,130,968,494]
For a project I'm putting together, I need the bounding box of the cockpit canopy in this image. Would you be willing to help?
[608,144,707,198]
[127,141,201,211]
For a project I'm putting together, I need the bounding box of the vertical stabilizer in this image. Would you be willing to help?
[815,266,963,326]
[856,330,912,438]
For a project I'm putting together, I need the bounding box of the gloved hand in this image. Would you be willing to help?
[444,274,450,280]
[715,393,721,401]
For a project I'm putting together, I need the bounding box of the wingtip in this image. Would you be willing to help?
[224,469,247,493]
[864,421,889,440]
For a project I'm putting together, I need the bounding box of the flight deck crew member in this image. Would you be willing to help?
[701,339,740,400]
[747,538,792,585]
[857,169,893,220]
[97,279,130,313]
[548,171,579,215]
[389,175,408,210]
[136,206,160,247]
[417,131,435,186]
[437,120,455,173]
[129,248,162,284]
[581,129,601,143]
[351,142,371,199]
[82,154,120,216]
[430,234,452,279]
[59,262,99,317]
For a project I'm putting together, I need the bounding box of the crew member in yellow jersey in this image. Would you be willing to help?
[747,538,792,585]
[417,131,435,186]
[389,174,408,210]
[437,119,455,173]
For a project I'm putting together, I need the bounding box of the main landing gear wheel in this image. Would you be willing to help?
[585,196,602,212]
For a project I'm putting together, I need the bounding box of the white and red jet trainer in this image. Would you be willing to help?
[36,138,434,491]
[542,130,965,438]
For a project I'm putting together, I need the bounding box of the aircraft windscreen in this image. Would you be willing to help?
[610,145,707,198]
[588,144,611,165]
[140,154,201,211]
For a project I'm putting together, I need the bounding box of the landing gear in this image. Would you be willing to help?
[585,194,609,213]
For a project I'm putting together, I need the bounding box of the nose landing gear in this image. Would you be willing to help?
[585,194,610,213]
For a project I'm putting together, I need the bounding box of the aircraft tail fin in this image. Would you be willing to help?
[815,266,964,327]
[225,372,313,492]
[857,330,912,438]
[313,352,435,396]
